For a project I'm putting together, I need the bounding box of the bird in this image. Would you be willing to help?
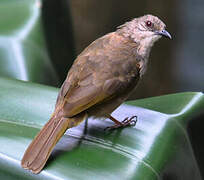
[21,14,172,174]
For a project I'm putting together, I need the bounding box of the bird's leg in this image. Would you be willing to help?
[105,115,137,130]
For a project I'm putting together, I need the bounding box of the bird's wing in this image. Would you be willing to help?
[55,32,140,117]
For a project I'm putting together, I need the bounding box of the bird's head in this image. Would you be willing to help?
[117,14,171,50]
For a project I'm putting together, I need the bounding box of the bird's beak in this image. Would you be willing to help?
[155,30,172,39]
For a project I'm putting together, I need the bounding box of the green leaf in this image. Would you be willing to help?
[0,0,59,85]
[0,77,203,179]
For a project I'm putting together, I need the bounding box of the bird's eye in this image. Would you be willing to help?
[146,21,152,27]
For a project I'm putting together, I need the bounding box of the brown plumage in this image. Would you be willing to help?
[21,14,171,173]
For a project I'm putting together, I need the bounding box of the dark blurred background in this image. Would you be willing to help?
[42,0,204,99]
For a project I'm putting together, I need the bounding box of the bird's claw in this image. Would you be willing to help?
[121,115,137,125]
[104,116,137,131]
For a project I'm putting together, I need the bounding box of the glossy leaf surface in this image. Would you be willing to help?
[0,0,58,85]
[0,77,203,179]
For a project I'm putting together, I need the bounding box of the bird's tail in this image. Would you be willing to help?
[21,112,87,174]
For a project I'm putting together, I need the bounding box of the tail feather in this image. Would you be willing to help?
[21,112,87,174]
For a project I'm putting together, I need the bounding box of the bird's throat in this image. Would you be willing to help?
[137,37,156,59]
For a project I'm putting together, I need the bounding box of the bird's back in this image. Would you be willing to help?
[55,32,141,118]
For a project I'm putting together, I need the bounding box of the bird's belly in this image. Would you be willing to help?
[87,86,135,118]
[87,70,140,118]
[87,97,125,118]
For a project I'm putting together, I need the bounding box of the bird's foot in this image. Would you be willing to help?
[105,116,137,131]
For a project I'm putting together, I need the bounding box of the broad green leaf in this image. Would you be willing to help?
[0,77,203,179]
